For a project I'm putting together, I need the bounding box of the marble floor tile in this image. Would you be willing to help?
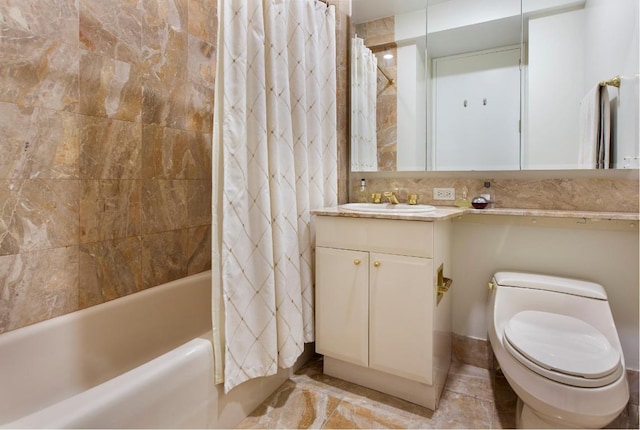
[237,355,635,429]
[237,380,341,429]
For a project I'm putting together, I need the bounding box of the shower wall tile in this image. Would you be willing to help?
[141,0,188,81]
[79,116,142,179]
[142,124,191,179]
[0,179,79,255]
[79,237,142,308]
[187,0,217,44]
[187,225,212,275]
[188,131,213,179]
[0,246,79,334]
[0,0,218,333]
[79,180,141,243]
[141,229,189,289]
[0,0,79,45]
[0,34,79,112]
[79,51,143,122]
[188,35,216,88]
[0,103,79,179]
[79,0,143,64]
[187,180,212,227]
[141,179,189,234]
[185,81,214,132]
[142,77,189,129]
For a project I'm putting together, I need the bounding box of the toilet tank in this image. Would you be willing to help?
[493,272,607,300]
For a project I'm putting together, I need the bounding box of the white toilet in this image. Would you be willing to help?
[487,271,629,429]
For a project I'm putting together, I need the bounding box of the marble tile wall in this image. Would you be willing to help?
[349,176,640,212]
[0,0,216,334]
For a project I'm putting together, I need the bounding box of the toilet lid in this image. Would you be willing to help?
[504,311,622,387]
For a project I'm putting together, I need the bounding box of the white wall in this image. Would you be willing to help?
[451,215,639,371]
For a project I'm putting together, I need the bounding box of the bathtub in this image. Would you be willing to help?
[0,271,299,429]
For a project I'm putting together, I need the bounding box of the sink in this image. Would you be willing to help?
[339,203,437,214]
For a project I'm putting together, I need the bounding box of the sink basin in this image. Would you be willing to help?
[339,203,437,214]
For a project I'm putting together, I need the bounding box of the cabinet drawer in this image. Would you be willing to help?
[316,216,433,258]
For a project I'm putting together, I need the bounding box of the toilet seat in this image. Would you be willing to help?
[504,311,623,388]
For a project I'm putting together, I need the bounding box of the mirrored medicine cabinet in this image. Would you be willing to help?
[350,0,639,173]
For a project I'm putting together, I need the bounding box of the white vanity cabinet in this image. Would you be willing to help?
[315,215,452,410]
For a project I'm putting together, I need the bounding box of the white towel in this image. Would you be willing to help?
[578,85,610,169]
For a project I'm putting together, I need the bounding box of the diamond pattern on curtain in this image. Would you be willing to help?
[213,0,337,392]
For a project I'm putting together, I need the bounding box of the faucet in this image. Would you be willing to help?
[383,191,400,204]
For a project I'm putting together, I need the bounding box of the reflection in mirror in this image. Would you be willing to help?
[351,0,428,172]
[427,0,522,171]
[350,0,639,172]
[522,0,639,170]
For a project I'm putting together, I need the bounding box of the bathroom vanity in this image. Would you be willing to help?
[313,208,459,410]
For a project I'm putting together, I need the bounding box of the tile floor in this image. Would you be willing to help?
[237,355,637,429]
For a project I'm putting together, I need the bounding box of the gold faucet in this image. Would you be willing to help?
[383,191,400,204]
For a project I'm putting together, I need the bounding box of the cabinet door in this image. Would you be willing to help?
[315,247,369,367]
[369,253,434,384]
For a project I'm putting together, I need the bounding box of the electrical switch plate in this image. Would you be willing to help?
[433,187,455,200]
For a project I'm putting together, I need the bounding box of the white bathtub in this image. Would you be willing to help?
[0,271,301,429]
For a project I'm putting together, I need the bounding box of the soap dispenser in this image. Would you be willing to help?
[356,178,368,203]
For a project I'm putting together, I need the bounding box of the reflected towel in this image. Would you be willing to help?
[578,84,610,169]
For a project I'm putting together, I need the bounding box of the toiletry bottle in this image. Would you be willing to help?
[356,178,368,203]
[481,181,494,208]
[455,186,472,208]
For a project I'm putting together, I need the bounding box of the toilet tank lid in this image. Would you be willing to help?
[493,272,607,300]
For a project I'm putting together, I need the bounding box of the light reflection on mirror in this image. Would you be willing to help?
[350,0,639,172]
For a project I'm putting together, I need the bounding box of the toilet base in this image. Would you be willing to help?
[516,398,572,428]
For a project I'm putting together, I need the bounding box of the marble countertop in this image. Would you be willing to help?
[312,206,640,222]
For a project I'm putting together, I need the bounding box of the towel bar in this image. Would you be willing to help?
[599,76,621,88]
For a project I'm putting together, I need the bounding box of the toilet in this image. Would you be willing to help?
[487,272,629,429]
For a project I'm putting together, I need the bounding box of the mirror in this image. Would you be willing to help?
[350,0,640,172]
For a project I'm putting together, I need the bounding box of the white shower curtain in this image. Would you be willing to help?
[350,36,378,171]
[212,0,337,392]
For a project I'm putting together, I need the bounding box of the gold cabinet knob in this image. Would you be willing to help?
[354,259,361,265]
[373,261,381,267]
[488,282,495,290]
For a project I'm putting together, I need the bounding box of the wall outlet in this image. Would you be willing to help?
[433,187,455,200]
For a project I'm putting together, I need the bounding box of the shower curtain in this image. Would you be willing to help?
[212,0,337,392]
[350,36,378,171]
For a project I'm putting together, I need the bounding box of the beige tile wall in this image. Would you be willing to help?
[349,175,640,212]
[0,0,216,334]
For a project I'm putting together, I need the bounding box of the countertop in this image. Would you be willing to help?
[311,206,640,222]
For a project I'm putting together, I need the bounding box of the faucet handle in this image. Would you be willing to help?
[407,194,419,205]
[371,193,382,203]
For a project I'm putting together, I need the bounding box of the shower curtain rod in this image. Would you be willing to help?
[599,75,621,88]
